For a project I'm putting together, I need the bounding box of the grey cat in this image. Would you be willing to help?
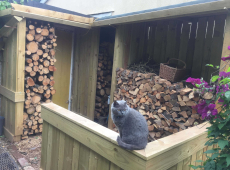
[111,100,148,150]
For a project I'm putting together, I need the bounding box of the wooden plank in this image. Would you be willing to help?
[78,144,90,170]
[110,163,122,170]
[0,16,22,38]
[0,85,24,102]
[12,9,91,29]
[97,154,110,170]
[191,17,207,78]
[40,121,49,170]
[208,14,226,80]
[176,161,183,170]
[108,25,131,129]
[58,131,66,170]
[45,124,53,170]
[137,23,148,63]
[63,135,74,170]
[146,134,208,170]
[50,125,60,170]
[186,19,197,73]
[190,152,197,169]
[220,13,230,72]
[93,0,230,26]
[165,20,178,61]
[195,149,204,170]
[146,22,157,60]
[178,21,190,68]
[86,28,100,120]
[72,140,80,170]
[15,18,26,137]
[11,3,94,24]
[42,103,147,170]
[3,127,20,142]
[153,21,168,64]
[88,150,98,170]
[182,156,192,170]
[201,17,215,80]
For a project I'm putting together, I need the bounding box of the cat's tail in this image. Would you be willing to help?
[117,136,146,150]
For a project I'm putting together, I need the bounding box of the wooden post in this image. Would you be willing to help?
[108,25,131,129]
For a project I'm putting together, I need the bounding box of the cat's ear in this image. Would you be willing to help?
[124,101,127,105]
[114,100,119,107]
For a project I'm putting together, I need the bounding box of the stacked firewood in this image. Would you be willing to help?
[94,44,113,126]
[22,20,57,139]
[114,68,204,141]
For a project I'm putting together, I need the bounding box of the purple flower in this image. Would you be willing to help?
[186,77,209,88]
[201,104,218,119]
[219,71,230,78]
[218,98,224,103]
[221,55,230,61]
[228,46,230,50]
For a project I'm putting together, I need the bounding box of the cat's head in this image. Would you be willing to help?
[111,100,129,116]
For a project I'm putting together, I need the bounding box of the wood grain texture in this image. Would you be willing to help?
[41,103,209,170]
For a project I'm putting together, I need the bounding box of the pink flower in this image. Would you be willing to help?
[186,77,209,88]
[228,46,230,50]
[201,104,218,119]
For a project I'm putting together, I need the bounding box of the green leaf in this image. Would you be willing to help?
[211,153,219,159]
[204,150,218,154]
[225,91,230,101]
[227,67,230,73]
[216,66,220,69]
[13,1,18,4]
[226,156,230,167]
[218,140,229,150]
[211,75,219,82]
[0,6,6,11]
[218,122,226,130]
[220,154,229,157]
[206,64,214,67]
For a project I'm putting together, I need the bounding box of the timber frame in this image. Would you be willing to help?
[41,103,210,170]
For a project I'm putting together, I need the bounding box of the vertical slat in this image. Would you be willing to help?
[186,19,197,72]
[96,154,110,170]
[58,131,65,170]
[63,135,74,170]
[50,126,60,170]
[72,140,80,170]
[176,161,183,170]
[128,23,141,65]
[153,21,168,63]
[86,28,100,120]
[40,121,49,170]
[165,20,178,61]
[172,21,183,65]
[146,23,157,60]
[71,28,81,112]
[46,124,53,170]
[201,17,215,80]
[178,21,190,68]
[208,15,226,80]
[78,144,90,170]
[88,150,98,170]
[195,149,204,170]
[191,17,207,78]
[137,23,148,63]
[220,13,230,71]
[190,152,197,170]
[202,146,208,163]
[183,156,192,170]
[110,163,122,170]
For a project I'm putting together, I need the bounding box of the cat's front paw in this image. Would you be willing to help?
[117,136,122,145]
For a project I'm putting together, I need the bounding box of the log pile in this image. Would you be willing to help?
[114,68,204,141]
[94,43,113,126]
[23,20,57,139]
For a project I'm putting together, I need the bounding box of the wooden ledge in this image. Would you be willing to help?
[0,5,92,29]
[0,85,25,102]
[42,103,209,169]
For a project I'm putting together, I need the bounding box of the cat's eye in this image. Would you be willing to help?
[118,109,120,111]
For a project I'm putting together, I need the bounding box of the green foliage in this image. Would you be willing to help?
[0,0,28,11]
[189,54,230,170]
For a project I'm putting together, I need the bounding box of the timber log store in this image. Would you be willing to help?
[0,0,230,141]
